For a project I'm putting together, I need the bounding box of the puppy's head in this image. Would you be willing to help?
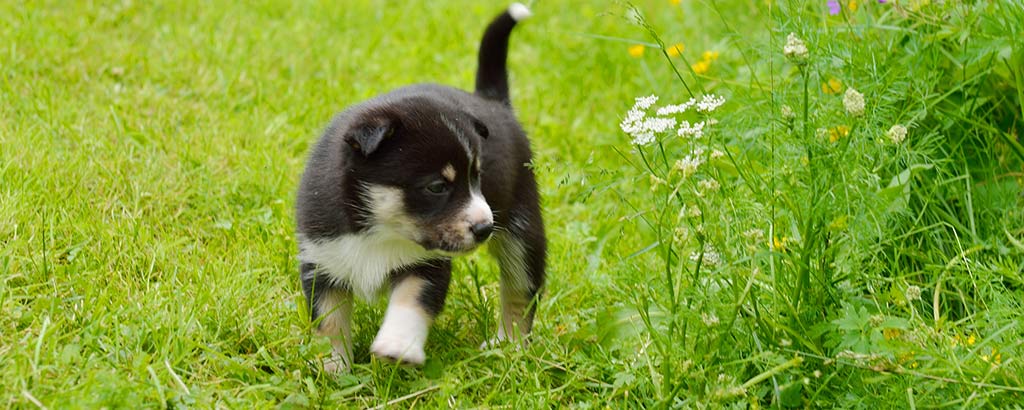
[342,98,494,255]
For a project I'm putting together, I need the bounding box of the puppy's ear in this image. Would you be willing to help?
[472,118,490,139]
[345,116,397,157]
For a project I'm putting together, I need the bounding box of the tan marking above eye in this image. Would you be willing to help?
[442,164,456,182]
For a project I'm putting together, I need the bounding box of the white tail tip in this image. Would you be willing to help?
[509,3,532,22]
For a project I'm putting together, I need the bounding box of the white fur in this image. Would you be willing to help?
[299,185,437,301]
[509,3,532,22]
[365,185,422,242]
[371,277,431,364]
[299,232,432,301]
[465,192,493,226]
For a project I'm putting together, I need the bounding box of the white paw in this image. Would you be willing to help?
[370,335,426,366]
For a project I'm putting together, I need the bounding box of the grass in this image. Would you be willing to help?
[2,0,1023,408]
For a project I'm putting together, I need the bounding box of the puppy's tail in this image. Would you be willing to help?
[475,3,531,106]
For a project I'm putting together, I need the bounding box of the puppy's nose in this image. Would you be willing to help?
[470,223,494,242]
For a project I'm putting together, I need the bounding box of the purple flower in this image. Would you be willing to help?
[827,0,841,15]
[878,0,887,3]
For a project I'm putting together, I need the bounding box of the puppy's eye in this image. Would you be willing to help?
[425,181,449,195]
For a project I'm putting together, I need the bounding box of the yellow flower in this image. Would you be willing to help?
[822,78,843,95]
[667,43,685,57]
[670,0,682,4]
[981,348,1002,365]
[883,328,901,340]
[829,125,850,142]
[772,236,788,251]
[848,0,858,12]
[702,50,720,61]
[967,333,976,346]
[628,44,646,58]
[692,60,710,75]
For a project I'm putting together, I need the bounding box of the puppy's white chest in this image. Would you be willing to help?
[299,231,433,301]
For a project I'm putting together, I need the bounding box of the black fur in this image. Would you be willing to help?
[390,260,453,317]
[475,7,523,105]
[295,4,545,365]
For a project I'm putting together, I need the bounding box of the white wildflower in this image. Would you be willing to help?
[698,179,720,193]
[781,104,795,121]
[621,95,657,145]
[783,33,808,63]
[905,285,921,302]
[677,120,706,138]
[656,99,696,116]
[621,95,681,146]
[631,132,655,146]
[701,312,720,327]
[634,95,658,110]
[674,154,704,178]
[887,124,908,144]
[690,246,721,266]
[843,88,865,117]
[743,229,764,242]
[710,149,726,160]
[674,226,691,243]
[687,205,703,218]
[641,117,677,134]
[695,94,726,113]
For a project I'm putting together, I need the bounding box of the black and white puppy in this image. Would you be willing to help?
[295,3,544,371]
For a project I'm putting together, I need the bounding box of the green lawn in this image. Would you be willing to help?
[3,0,1023,408]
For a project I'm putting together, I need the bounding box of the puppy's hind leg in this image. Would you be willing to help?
[486,212,546,347]
[301,263,354,373]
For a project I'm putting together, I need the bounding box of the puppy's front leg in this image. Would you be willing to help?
[370,260,451,366]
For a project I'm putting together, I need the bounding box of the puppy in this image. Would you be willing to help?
[295,3,545,371]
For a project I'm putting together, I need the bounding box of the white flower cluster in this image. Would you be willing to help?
[905,285,921,301]
[656,102,695,116]
[887,124,908,144]
[620,94,726,146]
[698,179,720,193]
[783,33,809,62]
[696,94,726,113]
[621,95,661,145]
[674,149,705,178]
[690,245,722,267]
[677,120,706,139]
[843,88,865,117]
[781,105,795,121]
